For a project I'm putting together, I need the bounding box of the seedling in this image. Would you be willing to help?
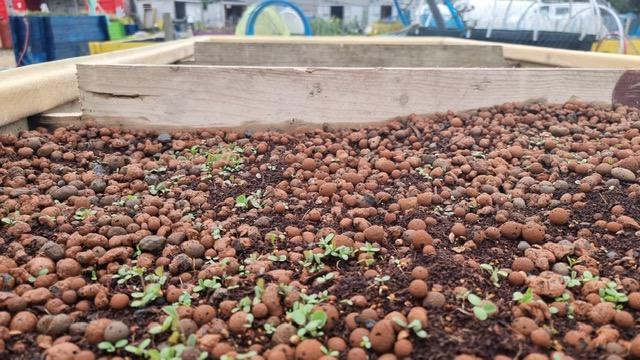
[360,335,372,349]
[211,226,223,240]
[178,292,192,307]
[193,277,222,293]
[555,292,571,303]
[98,339,128,353]
[393,318,428,338]
[264,323,276,334]
[131,282,163,307]
[235,190,263,209]
[149,182,170,195]
[563,271,581,288]
[416,167,433,180]
[300,250,326,273]
[480,263,508,288]
[513,288,534,304]
[1,216,17,227]
[268,253,287,262]
[316,273,335,285]
[581,271,599,283]
[28,268,49,283]
[125,338,151,356]
[359,242,380,254]
[321,346,339,357]
[566,256,582,268]
[287,302,328,339]
[150,305,181,341]
[466,293,498,321]
[472,151,487,159]
[202,144,245,176]
[233,297,253,313]
[599,281,628,308]
[299,290,330,305]
[374,275,390,286]
[112,265,145,285]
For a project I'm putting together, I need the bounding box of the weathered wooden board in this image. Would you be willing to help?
[78,64,632,130]
[194,42,509,67]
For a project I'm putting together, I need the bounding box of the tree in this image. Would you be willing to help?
[609,0,640,13]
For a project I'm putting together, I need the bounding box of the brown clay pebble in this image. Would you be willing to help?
[193,305,216,325]
[499,221,522,239]
[521,222,546,244]
[370,319,395,353]
[409,280,428,298]
[10,311,37,333]
[295,339,323,360]
[530,328,551,347]
[512,317,538,336]
[109,294,129,310]
[549,208,570,225]
[394,339,413,357]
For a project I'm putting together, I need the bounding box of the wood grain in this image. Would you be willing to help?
[78,64,625,130]
[194,42,509,67]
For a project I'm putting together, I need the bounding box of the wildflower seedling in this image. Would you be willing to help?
[393,318,428,338]
[287,302,328,339]
[599,281,628,309]
[193,277,222,293]
[480,263,508,288]
[513,288,534,304]
[98,339,128,353]
[125,339,151,356]
[74,208,96,221]
[466,293,498,321]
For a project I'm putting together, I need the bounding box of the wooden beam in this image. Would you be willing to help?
[194,42,509,67]
[78,64,631,130]
[199,36,640,68]
[0,36,207,129]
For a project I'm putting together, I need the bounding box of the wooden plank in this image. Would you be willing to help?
[78,64,630,130]
[200,36,640,68]
[194,42,509,67]
[0,36,204,129]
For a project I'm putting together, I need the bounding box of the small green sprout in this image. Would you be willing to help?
[125,338,151,356]
[149,182,170,195]
[393,318,428,338]
[211,226,223,240]
[513,288,534,304]
[74,208,96,221]
[360,335,372,349]
[131,283,163,307]
[467,293,498,321]
[599,282,628,308]
[1,216,17,227]
[264,323,276,334]
[480,263,508,288]
[321,346,339,357]
[316,273,335,285]
[287,302,328,339]
[150,305,180,337]
[178,292,192,307]
[28,268,49,283]
[112,265,144,285]
[566,256,582,268]
[98,339,128,353]
[193,277,222,293]
[235,190,263,209]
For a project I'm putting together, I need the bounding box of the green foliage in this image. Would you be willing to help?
[513,288,534,304]
[374,275,390,286]
[316,273,335,285]
[150,305,181,336]
[610,0,640,13]
[235,190,263,209]
[1,214,18,227]
[98,339,128,353]
[321,345,339,357]
[201,144,245,176]
[28,268,49,283]
[125,338,151,356]
[131,267,167,307]
[264,323,276,334]
[211,226,223,239]
[360,335,372,349]
[287,302,328,339]
[599,282,629,308]
[149,182,170,195]
[113,265,145,285]
[393,318,428,338]
[178,292,192,306]
[301,234,354,273]
[480,263,508,288]
[467,293,498,321]
[74,208,96,221]
[193,276,222,293]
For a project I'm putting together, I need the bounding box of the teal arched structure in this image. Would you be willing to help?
[246,0,313,36]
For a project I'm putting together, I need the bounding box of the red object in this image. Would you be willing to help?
[0,0,7,19]
[97,0,124,14]
[0,19,11,49]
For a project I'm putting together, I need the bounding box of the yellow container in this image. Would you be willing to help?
[89,41,151,55]
[592,39,640,55]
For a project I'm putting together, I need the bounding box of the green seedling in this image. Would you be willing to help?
[211,226,223,240]
[74,208,96,221]
[178,292,192,307]
[268,253,287,262]
[125,339,151,356]
[480,263,508,288]
[28,268,49,283]
[599,281,628,308]
[235,190,263,209]
[98,339,128,353]
[316,273,335,285]
[149,182,170,195]
[360,335,372,349]
[287,302,328,339]
[234,297,253,313]
[563,271,581,288]
[513,288,534,304]
[193,276,222,293]
[416,167,433,180]
[393,318,428,338]
[264,323,276,334]
[321,346,339,357]
[299,291,329,305]
[566,256,582,268]
[112,265,144,285]
[150,305,181,340]
[467,293,498,321]
[581,271,599,283]
[1,216,17,227]
[131,282,162,307]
